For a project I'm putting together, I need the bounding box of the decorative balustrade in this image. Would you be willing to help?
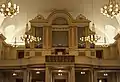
[45,55,75,62]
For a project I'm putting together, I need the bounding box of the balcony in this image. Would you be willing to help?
[75,56,120,67]
[0,56,45,67]
[0,56,119,67]
[45,55,75,62]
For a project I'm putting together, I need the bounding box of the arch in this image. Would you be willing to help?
[47,10,74,25]
[52,17,68,25]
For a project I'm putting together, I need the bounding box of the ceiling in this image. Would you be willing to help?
[0,0,120,44]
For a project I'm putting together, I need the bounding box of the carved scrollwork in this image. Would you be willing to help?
[76,14,90,22]
[29,14,46,23]
[35,14,44,20]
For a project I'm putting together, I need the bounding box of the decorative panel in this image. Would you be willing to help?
[78,52,85,56]
[52,31,68,47]
[52,17,68,25]
[35,52,42,56]
[25,52,30,56]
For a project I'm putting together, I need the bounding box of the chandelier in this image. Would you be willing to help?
[80,34,101,43]
[21,34,36,44]
[80,23,101,43]
[21,23,42,44]
[101,0,120,18]
[0,0,19,18]
[21,34,42,44]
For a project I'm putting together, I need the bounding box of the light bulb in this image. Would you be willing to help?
[116,4,118,7]
[2,4,5,8]
[109,8,112,11]
[104,10,107,13]
[14,4,17,9]
[103,13,106,15]
[107,14,110,17]
[112,12,115,15]
[13,73,17,76]
[14,13,17,15]
[8,2,11,8]
[8,12,11,15]
[17,6,19,13]
[36,71,40,74]
[111,16,113,19]
[104,6,107,9]
[115,8,118,11]
[110,4,113,7]
[101,8,103,11]
[0,8,3,11]
[6,8,9,11]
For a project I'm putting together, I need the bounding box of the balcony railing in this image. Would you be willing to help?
[45,55,75,62]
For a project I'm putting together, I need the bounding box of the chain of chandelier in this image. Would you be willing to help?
[101,0,120,18]
[0,0,19,18]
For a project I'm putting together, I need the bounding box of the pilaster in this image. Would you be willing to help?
[90,69,94,82]
[93,70,97,82]
[48,26,52,49]
[46,67,50,82]
[69,27,72,48]
[71,26,77,48]
[23,70,31,82]
[43,27,47,49]
[70,66,75,82]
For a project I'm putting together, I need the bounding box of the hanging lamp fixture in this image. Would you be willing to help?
[101,27,109,47]
[101,0,120,18]
[0,0,19,18]
[12,37,18,47]
[79,0,100,44]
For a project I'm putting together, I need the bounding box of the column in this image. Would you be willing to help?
[116,72,120,82]
[69,27,72,48]
[48,26,52,49]
[43,27,47,49]
[93,70,97,82]
[71,27,74,48]
[71,26,77,48]
[70,26,78,55]
[43,26,52,55]
[90,69,94,82]
[46,67,50,82]
[75,26,78,48]
[70,66,75,82]
[23,70,31,82]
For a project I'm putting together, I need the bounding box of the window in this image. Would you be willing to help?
[17,50,24,59]
[34,27,43,48]
[96,50,103,59]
